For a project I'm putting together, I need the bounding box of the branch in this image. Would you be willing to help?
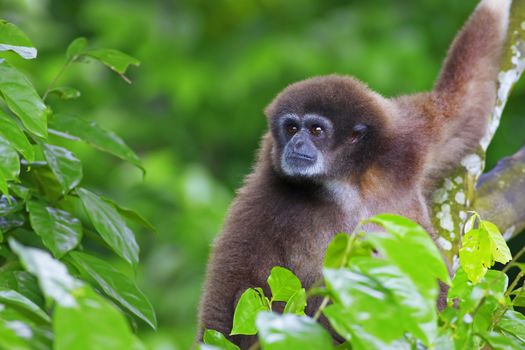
[475,145,525,241]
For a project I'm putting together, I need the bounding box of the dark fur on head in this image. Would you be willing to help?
[197,0,510,348]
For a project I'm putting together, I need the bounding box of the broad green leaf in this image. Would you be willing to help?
[0,20,36,59]
[0,62,47,138]
[54,285,142,350]
[8,239,82,307]
[0,195,23,216]
[352,257,437,345]
[49,114,143,171]
[67,251,157,329]
[66,37,87,60]
[47,86,81,100]
[283,288,306,315]
[324,233,351,268]
[42,143,82,194]
[0,319,32,350]
[85,48,140,78]
[101,196,155,232]
[481,220,512,264]
[0,136,20,195]
[0,271,44,309]
[27,200,82,258]
[203,329,239,350]
[256,312,334,350]
[511,288,525,307]
[459,228,493,283]
[323,267,409,349]
[231,287,270,335]
[0,288,50,323]
[497,310,525,342]
[267,267,302,302]
[77,188,139,265]
[0,110,34,161]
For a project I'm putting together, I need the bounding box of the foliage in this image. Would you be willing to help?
[0,21,155,349]
[203,214,525,350]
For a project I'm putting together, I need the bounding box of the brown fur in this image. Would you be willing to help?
[197,0,509,348]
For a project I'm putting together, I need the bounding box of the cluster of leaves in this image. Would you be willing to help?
[0,20,155,349]
[202,214,525,350]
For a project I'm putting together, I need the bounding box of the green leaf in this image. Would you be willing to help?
[85,48,140,81]
[0,20,36,59]
[0,319,32,350]
[8,238,82,307]
[0,110,34,161]
[0,136,20,195]
[101,196,155,232]
[0,288,50,323]
[47,86,81,100]
[0,62,47,138]
[283,288,307,315]
[49,114,143,172]
[459,228,493,284]
[497,310,525,342]
[67,251,157,329]
[324,233,351,268]
[0,271,44,309]
[367,214,450,285]
[42,143,82,194]
[480,330,524,350]
[77,188,139,265]
[481,220,512,264]
[230,288,270,336]
[323,266,416,349]
[256,312,334,350]
[54,285,143,350]
[66,37,87,60]
[267,267,302,302]
[203,329,239,350]
[27,200,82,258]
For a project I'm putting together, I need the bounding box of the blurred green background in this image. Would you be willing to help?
[3,0,525,349]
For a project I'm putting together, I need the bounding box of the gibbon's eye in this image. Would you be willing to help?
[310,125,323,137]
[286,124,299,136]
[350,124,368,143]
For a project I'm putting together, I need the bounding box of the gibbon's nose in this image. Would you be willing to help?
[290,133,317,161]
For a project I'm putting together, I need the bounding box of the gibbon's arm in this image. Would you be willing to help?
[424,0,510,178]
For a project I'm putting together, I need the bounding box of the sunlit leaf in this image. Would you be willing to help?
[0,110,34,161]
[66,37,87,60]
[77,188,139,265]
[0,62,47,138]
[267,267,302,302]
[323,267,413,349]
[481,220,512,264]
[283,288,306,315]
[54,285,143,350]
[230,288,270,336]
[67,251,157,329]
[0,20,36,59]
[203,329,239,350]
[324,233,351,268]
[0,288,50,323]
[0,318,32,350]
[8,239,82,307]
[459,228,493,284]
[256,312,334,350]
[27,200,82,258]
[49,114,143,172]
[0,271,44,309]
[47,86,81,100]
[101,196,155,232]
[480,330,524,350]
[42,143,82,194]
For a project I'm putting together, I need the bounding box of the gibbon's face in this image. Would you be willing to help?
[265,75,390,182]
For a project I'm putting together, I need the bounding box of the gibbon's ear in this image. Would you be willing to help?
[422,0,510,179]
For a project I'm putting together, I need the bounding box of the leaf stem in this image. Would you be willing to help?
[42,59,74,101]
[248,341,260,350]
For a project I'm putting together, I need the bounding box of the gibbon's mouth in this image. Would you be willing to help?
[288,152,316,162]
